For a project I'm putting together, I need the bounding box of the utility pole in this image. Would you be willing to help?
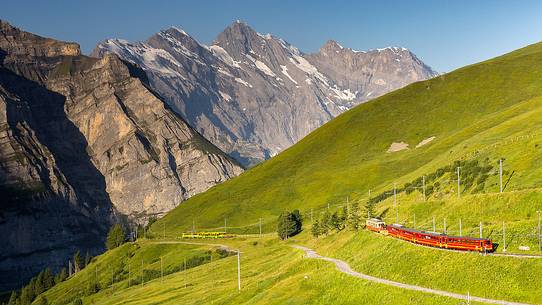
[433,215,436,232]
[502,222,506,253]
[259,218,262,237]
[394,183,398,223]
[237,249,241,292]
[457,167,461,198]
[459,219,462,237]
[422,176,426,202]
[224,218,227,233]
[499,159,503,193]
[479,221,483,238]
[538,210,541,252]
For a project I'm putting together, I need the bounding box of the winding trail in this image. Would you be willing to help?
[293,245,532,305]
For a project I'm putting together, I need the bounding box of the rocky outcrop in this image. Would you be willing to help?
[93,21,437,166]
[0,20,242,290]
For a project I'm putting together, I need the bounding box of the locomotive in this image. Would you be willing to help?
[366,218,494,252]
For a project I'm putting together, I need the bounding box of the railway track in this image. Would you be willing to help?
[384,234,542,259]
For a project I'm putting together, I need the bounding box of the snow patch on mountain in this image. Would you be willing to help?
[290,55,328,85]
[219,91,232,102]
[210,45,241,68]
[330,85,356,101]
[235,77,253,88]
[280,65,297,85]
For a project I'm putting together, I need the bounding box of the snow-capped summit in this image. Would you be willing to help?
[93,21,437,167]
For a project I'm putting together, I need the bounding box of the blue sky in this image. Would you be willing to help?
[3,0,542,72]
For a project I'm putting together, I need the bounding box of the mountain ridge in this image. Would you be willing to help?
[0,20,242,290]
[93,21,437,166]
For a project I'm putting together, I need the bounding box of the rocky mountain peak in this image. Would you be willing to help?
[0,19,80,58]
[213,20,261,54]
[320,39,344,53]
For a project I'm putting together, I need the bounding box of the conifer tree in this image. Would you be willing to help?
[311,219,320,238]
[106,224,126,250]
[348,201,361,231]
[84,250,92,268]
[42,268,54,290]
[74,251,83,273]
[321,210,331,235]
[34,271,45,295]
[330,212,341,231]
[7,291,18,305]
[55,268,68,284]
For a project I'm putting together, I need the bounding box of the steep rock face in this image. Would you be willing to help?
[46,54,242,216]
[0,20,242,290]
[93,21,437,166]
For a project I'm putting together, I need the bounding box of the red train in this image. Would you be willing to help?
[366,218,494,252]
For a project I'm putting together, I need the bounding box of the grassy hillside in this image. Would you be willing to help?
[31,42,542,305]
[38,235,491,305]
[152,41,542,235]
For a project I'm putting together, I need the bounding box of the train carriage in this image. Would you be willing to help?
[366,218,388,234]
[181,231,235,239]
[369,221,493,252]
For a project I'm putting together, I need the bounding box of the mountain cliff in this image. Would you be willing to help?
[93,21,437,166]
[0,20,242,290]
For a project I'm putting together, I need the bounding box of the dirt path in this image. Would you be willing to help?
[293,245,532,305]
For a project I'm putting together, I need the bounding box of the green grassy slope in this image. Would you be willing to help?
[153,41,542,235]
[34,42,542,305]
[39,236,487,305]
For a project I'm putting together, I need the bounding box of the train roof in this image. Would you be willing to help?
[387,224,490,241]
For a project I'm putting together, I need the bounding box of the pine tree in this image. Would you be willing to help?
[19,285,34,305]
[276,211,303,240]
[106,224,126,250]
[331,212,341,231]
[74,251,83,272]
[321,210,331,235]
[291,209,303,233]
[340,204,348,227]
[55,268,67,284]
[7,291,18,305]
[34,271,45,295]
[348,201,361,231]
[311,219,320,238]
[42,268,54,290]
[365,200,376,220]
[84,250,92,268]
